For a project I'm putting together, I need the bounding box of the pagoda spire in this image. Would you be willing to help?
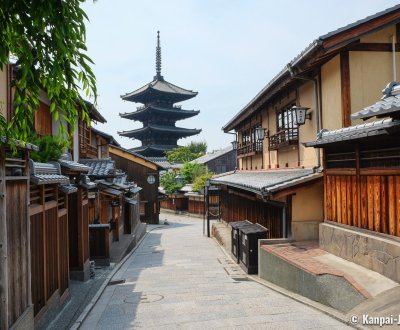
[155,31,163,80]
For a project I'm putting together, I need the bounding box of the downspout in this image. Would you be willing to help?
[392,34,397,81]
[286,63,321,169]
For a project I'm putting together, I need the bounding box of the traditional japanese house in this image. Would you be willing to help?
[109,145,162,224]
[28,160,76,326]
[119,31,201,157]
[80,158,117,265]
[57,153,92,281]
[213,5,400,243]
[306,82,400,283]
[191,146,236,174]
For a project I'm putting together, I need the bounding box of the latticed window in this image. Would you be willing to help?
[277,104,297,132]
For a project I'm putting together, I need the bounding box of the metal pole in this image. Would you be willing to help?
[207,189,210,237]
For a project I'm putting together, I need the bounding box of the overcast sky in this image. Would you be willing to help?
[81,0,399,152]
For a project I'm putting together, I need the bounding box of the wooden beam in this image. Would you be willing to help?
[340,51,351,127]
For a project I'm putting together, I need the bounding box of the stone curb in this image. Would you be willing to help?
[211,235,364,330]
[70,226,163,330]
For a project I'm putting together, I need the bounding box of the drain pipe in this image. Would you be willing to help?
[392,35,397,82]
[286,64,321,170]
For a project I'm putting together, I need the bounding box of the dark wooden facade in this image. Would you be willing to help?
[68,188,90,280]
[109,146,161,224]
[324,137,400,237]
[0,146,33,330]
[160,195,188,212]
[219,188,286,239]
[29,184,70,319]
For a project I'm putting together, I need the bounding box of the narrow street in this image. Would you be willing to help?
[80,213,351,329]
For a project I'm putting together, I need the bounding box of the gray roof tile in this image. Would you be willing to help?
[29,160,70,185]
[80,158,115,177]
[211,169,321,196]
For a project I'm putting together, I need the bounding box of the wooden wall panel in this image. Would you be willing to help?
[30,213,45,315]
[326,174,400,237]
[220,189,283,238]
[5,181,30,328]
[58,214,69,295]
[45,207,58,300]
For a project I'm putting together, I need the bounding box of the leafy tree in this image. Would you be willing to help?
[166,141,207,162]
[192,172,214,192]
[0,0,96,141]
[29,134,70,163]
[180,162,208,183]
[160,171,184,194]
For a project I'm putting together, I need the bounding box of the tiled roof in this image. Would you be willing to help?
[102,188,123,197]
[121,77,197,103]
[119,125,201,138]
[29,160,70,185]
[351,82,400,120]
[91,127,121,147]
[305,118,400,147]
[120,105,199,120]
[211,169,322,196]
[145,156,182,170]
[58,153,90,172]
[59,185,78,194]
[1,137,38,151]
[80,158,115,177]
[191,146,234,164]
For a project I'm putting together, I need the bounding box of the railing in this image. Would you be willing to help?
[268,128,299,150]
[237,141,263,156]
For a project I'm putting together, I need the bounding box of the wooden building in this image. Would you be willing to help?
[213,5,400,242]
[57,154,92,281]
[29,161,75,326]
[0,142,37,330]
[191,146,236,174]
[119,32,201,157]
[109,145,162,224]
[306,82,400,282]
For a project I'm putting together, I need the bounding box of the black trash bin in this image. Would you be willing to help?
[239,223,268,274]
[230,220,253,263]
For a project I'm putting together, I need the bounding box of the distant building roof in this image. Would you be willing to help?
[211,169,322,197]
[145,156,182,170]
[82,100,107,124]
[191,146,234,164]
[91,127,121,147]
[119,125,201,139]
[80,158,116,178]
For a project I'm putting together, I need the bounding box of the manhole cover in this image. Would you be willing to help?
[124,293,164,304]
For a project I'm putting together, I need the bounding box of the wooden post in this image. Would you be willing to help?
[0,146,9,329]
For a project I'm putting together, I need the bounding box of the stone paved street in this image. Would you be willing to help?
[80,213,352,329]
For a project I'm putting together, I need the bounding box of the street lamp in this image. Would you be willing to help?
[255,127,269,140]
[292,106,311,125]
[231,140,238,150]
[175,173,184,185]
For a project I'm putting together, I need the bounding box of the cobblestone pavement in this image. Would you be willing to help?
[80,213,352,329]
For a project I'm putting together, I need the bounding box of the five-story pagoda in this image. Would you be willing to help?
[119,31,201,157]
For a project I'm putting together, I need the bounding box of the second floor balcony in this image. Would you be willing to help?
[237,141,263,157]
[268,128,299,150]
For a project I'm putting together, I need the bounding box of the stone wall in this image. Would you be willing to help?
[319,222,400,283]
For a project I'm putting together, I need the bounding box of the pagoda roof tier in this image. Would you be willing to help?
[121,77,197,104]
[130,144,177,153]
[120,105,200,121]
[119,124,201,139]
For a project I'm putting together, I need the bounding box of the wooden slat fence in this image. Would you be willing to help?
[220,189,284,238]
